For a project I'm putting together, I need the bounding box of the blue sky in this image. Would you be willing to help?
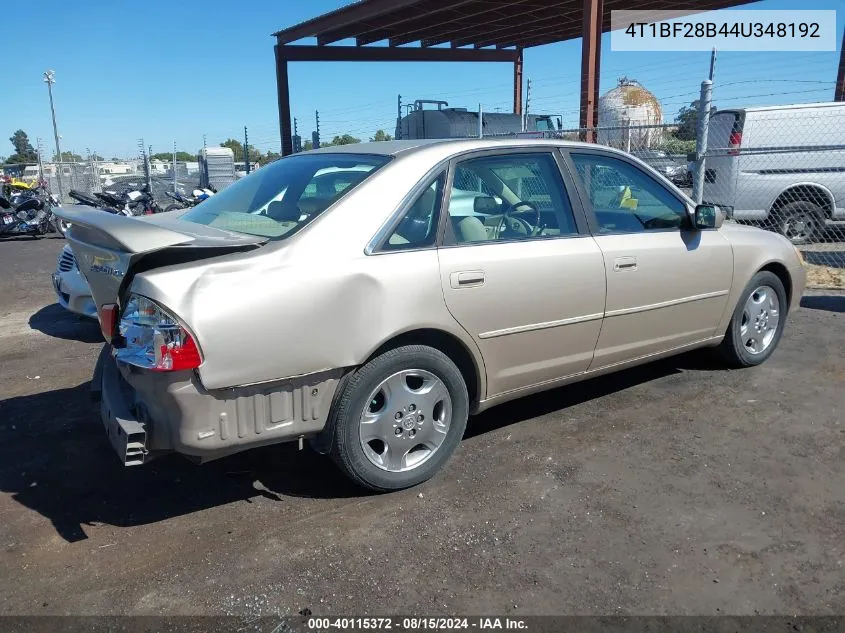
[3,0,842,159]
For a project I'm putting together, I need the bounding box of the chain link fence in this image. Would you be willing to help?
[46,160,203,205]
[486,113,844,286]
[697,103,845,282]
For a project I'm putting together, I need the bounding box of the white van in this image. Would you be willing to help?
[701,102,845,244]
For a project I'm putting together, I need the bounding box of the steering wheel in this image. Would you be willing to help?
[494,201,541,239]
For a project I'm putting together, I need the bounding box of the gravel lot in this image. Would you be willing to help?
[0,236,843,617]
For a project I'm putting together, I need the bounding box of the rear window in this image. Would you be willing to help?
[180,153,390,239]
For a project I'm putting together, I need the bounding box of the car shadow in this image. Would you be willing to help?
[0,382,368,543]
[466,351,714,438]
[800,294,845,313]
[0,351,717,543]
[801,250,845,269]
[28,304,102,343]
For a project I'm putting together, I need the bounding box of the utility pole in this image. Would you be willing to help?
[836,28,845,101]
[691,80,714,204]
[244,126,250,174]
[315,110,321,149]
[36,138,44,183]
[709,47,717,82]
[86,147,98,192]
[43,70,63,201]
[293,117,302,153]
[138,138,151,192]
[396,94,403,140]
[478,103,483,139]
[523,77,532,132]
[172,141,177,192]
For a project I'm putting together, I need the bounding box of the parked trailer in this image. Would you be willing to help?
[396,100,562,140]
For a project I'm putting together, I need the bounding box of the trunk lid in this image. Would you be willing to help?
[54,205,266,324]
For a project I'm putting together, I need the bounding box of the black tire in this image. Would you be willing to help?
[771,201,824,245]
[162,203,184,213]
[718,271,788,368]
[329,345,469,491]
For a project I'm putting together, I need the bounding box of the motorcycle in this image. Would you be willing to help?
[61,183,163,236]
[162,187,215,212]
[0,190,53,237]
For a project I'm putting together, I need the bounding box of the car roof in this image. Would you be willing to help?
[719,101,845,115]
[306,137,606,159]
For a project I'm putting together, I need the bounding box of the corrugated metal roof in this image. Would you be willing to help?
[274,0,760,50]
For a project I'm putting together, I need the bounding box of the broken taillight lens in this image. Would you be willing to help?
[116,294,202,371]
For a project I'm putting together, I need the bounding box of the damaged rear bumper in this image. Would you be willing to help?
[93,345,342,466]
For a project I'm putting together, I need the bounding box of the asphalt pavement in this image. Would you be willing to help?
[0,236,843,616]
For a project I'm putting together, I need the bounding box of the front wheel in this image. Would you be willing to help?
[718,271,788,367]
[330,345,469,491]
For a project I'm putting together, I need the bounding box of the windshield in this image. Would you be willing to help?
[180,153,391,239]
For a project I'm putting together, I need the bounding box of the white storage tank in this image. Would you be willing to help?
[598,78,663,149]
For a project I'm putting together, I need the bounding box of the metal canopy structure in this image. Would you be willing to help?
[272,0,762,155]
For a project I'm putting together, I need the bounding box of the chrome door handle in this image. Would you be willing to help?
[450,271,485,288]
[613,256,638,272]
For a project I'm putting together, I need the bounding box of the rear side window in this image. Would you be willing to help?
[181,153,390,240]
[446,152,579,244]
[383,172,445,251]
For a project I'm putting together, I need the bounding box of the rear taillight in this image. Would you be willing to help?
[116,294,202,371]
[728,131,742,155]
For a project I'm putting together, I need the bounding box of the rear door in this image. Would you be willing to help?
[702,110,742,211]
[564,149,733,369]
[437,149,606,397]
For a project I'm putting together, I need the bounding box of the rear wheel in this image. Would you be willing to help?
[162,203,184,213]
[330,345,468,491]
[771,201,824,245]
[718,271,787,367]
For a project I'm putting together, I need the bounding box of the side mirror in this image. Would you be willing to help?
[473,196,499,214]
[693,204,723,229]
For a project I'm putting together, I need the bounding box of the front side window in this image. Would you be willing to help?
[570,153,687,233]
[180,153,390,239]
[446,153,578,245]
[384,172,445,251]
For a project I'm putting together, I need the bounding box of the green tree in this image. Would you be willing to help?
[370,129,393,142]
[674,100,716,142]
[264,150,281,162]
[5,129,37,164]
[219,139,262,162]
[151,151,195,162]
[303,140,313,151]
[328,134,361,146]
[91,153,104,161]
[220,138,243,159]
[53,151,83,162]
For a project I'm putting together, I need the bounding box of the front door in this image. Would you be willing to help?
[565,150,733,369]
[437,150,606,398]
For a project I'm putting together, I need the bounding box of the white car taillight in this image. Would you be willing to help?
[116,294,202,371]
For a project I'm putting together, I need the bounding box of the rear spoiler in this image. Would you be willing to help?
[53,205,196,253]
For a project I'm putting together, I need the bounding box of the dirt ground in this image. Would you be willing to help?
[0,236,843,617]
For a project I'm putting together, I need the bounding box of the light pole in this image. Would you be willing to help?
[43,70,63,201]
